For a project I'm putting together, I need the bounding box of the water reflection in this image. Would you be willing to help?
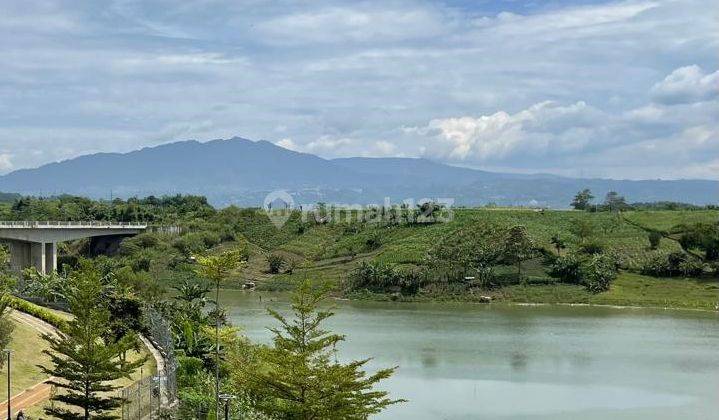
[220,291,719,419]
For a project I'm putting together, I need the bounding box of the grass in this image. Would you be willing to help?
[0,319,52,398]
[1,310,156,418]
[497,272,719,310]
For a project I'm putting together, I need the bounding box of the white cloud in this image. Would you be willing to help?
[0,154,13,173]
[304,136,353,153]
[650,65,719,104]
[420,101,604,161]
[276,138,299,151]
[256,6,448,45]
[0,0,717,180]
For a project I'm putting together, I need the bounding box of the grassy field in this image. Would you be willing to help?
[1,313,156,418]
[216,208,719,310]
[0,319,51,397]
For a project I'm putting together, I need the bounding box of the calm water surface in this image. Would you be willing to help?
[220,291,719,419]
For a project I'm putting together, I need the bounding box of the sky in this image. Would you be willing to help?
[0,0,717,180]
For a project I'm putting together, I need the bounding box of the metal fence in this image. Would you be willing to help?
[120,374,163,420]
[142,306,179,408]
[117,307,178,419]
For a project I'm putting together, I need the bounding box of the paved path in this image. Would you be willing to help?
[0,379,53,415]
[0,310,60,416]
[3,306,170,417]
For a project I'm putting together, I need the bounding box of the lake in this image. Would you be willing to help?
[220,290,719,419]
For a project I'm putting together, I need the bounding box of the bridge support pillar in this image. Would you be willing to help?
[46,242,57,273]
[7,240,56,275]
[8,240,31,274]
[30,242,46,274]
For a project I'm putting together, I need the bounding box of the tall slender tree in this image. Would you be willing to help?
[194,249,247,420]
[501,226,536,277]
[40,263,145,420]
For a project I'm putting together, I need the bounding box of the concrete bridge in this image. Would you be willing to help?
[0,221,147,274]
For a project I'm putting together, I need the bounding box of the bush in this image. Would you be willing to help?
[640,251,704,277]
[582,254,619,293]
[549,254,583,284]
[364,233,382,251]
[548,253,619,293]
[8,296,69,331]
[648,232,662,250]
[266,253,285,274]
[578,240,605,255]
[345,261,423,295]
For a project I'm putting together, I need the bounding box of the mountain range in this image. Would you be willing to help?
[0,137,716,208]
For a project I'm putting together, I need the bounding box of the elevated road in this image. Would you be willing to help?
[0,221,146,274]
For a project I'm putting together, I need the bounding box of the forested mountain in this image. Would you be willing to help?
[0,137,716,207]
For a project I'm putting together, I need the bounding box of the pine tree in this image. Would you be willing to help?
[233,280,404,419]
[39,264,145,420]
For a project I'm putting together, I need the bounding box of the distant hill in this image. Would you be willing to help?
[0,137,716,207]
[0,192,20,203]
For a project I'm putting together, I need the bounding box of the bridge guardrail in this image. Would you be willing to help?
[0,221,148,228]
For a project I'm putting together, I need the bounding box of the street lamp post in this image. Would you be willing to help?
[3,349,12,420]
[218,394,236,420]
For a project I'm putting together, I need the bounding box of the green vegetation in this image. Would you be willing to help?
[0,320,52,396]
[2,194,718,417]
[228,281,402,419]
[7,296,69,330]
[40,263,146,420]
[4,195,717,311]
[0,291,13,369]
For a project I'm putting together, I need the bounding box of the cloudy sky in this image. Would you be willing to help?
[1,0,717,179]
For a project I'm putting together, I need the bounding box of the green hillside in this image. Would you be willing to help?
[4,195,717,310]
[209,207,718,310]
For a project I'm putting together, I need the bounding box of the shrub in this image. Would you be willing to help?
[640,253,672,277]
[266,253,285,274]
[8,296,69,331]
[549,254,583,284]
[582,254,619,293]
[364,233,382,251]
[549,253,619,293]
[648,232,662,250]
[578,240,605,255]
[345,261,424,295]
[640,251,704,277]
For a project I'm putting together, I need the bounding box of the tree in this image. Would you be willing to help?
[604,191,627,212]
[416,201,444,223]
[678,222,719,261]
[501,226,536,277]
[648,231,662,250]
[231,280,403,419]
[40,264,144,420]
[571,189,594,210]
[266,253,285,274]
[550,235,567,256]
[194,249,247,419]
[569,218,595,243]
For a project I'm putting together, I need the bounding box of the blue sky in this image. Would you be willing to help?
[0,0,717,179]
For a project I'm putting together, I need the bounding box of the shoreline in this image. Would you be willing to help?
[228,287,719,314]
